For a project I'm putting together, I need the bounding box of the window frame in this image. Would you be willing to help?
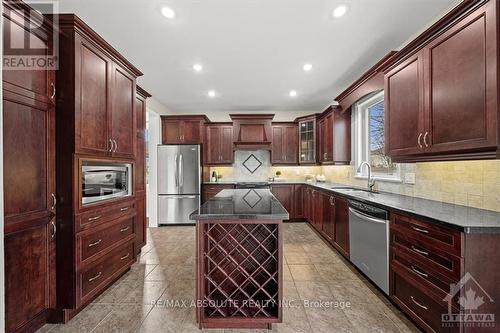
[352,90,401,182]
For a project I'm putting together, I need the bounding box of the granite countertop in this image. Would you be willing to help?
[201,181,500,233]
[190,189,289,220]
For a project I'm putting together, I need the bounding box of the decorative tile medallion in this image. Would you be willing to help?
[242,154,263,174]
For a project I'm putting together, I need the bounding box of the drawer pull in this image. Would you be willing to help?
[120,207,129,212]
[411,266,429,278]
[88,215,102,221]
[411,246,429,256]
[88,272,102,282]
[410,296,428,310]
[412,226,429,234]
[120,226,130,232]
[121,253,130,260]
[88,239,102,247]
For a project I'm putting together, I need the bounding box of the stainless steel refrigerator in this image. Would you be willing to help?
[157,145,201,225]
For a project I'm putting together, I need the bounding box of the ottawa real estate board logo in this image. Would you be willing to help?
[3,1,59,70]
[442,272,495,329]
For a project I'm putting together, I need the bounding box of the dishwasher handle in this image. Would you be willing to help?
[349,207,388,224]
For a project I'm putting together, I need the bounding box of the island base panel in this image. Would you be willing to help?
[196,220,283,329]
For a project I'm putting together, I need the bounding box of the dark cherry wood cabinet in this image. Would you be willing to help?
[205,123,233,165]
[202,184,235,203]
[332,108,351,164]
[271,123,298,165]
[333,195,349,258]
[270,184,294,220]
[161,115,209,144]
[293,185,304,219]
[3,3,57,332]
[230,114,274,150]
[297,115,317,164]
[135,86,151,254]
[385,0,499,161]
[321,193,336,242]
[318,113,333,163]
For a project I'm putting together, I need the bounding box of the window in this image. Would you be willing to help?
[352,90,400,181]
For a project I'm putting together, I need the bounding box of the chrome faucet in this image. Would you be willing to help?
[357,162,376,192]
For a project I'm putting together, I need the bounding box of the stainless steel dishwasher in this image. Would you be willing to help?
[348,200,389,295]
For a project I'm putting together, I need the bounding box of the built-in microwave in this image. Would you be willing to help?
[81,161,132,205]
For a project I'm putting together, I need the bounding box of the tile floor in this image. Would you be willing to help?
[38,223,421,333]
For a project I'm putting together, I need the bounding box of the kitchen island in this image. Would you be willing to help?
[190,189,289,329]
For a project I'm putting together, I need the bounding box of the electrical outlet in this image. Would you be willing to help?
[404,173,416,185]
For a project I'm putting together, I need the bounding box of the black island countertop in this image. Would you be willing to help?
[202,181,500,233]
[190,189,289,220]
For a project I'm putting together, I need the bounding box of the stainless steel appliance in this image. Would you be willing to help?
[81,161,132,205]
[348,200,389,295]
[235,182,270,189]
[158,145,201,225]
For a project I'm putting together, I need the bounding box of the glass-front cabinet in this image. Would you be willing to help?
[298,118,316,164]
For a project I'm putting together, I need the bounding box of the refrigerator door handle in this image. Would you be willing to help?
[179,154,184,187]
[174,153,179,187]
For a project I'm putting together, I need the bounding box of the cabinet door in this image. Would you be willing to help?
[385,51,426,157]
[333,196,349,258]
[206,126,222,164]
[110,64,136,158]
[220,126,234,164]
[425,2,497,154]
[135,191,146,253]
[294,185,303,219]
[75,37,111,155]
[135,96,146,192]
[271,126,285,163]
[5,218,56,333]
[302,187,310,221]
[299,120,316,164]
[322,194,335,242]
[324,113,333,161]
[270,185,294,220]
[284,126,298,164]
[182,120,202,143]
[312,190,323,231]
[333,109,351,164]
[318,119,325,162]
[162,120,182,144]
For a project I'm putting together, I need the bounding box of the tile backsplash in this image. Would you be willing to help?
[211,159,500,212]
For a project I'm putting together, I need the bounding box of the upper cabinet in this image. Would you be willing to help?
[161,115,209,144]
[317,106,351,165]
[56,15,142,159]
[230,114,274,150]
[298,116,317,164]
[272,123,298,165]
[318,114,333,163]
[205,123,234,165]
[385,0,499,161]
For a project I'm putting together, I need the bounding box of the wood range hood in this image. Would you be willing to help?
[230,114,274,150]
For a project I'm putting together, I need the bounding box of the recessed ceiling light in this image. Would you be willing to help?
[303,63,313,72]
[161,7,176,19]
[289,90,297,97]
[207,90,217,98]
[332,5,348,18]
[193,63,203,72]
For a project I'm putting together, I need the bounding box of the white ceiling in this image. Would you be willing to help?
[57,0,458,113]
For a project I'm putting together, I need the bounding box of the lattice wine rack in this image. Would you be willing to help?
[196,221,283,329]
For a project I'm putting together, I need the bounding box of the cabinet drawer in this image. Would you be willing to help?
[77,200,135,231]
[78,241,134,306]
[392,271,455,333]
[391,213,462,256]
[77,215,135,266]
[392,231,462,280]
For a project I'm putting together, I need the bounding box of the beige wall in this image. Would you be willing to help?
[211,160,500,212]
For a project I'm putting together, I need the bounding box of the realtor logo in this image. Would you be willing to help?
[3,1,59,70]
[442,272,495,329]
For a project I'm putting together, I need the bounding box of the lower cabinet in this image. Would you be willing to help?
[321,193,335,242]
[270,184,295,220]
[332,195,349,258]
[202,184,235,203]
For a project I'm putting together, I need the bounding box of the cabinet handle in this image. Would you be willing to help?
[324,153,327,159]
[88,239,102,247]
[120,226,130,232]
[417,133,423,148]
[411,245,429,256]
[50,82,56,99]
[51,221,56,239]
[423,132,429,148]
[108,138,113,152]
[88,215,102,221]
[113,139,118,152]
[412,226,429,234]
[51,193,57,210]
[120,207,129,212]
[410,296,428,310]
[88,272,102,282]
[411,266,429,278]
[329,196,335,206]
[121,253,130,260]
